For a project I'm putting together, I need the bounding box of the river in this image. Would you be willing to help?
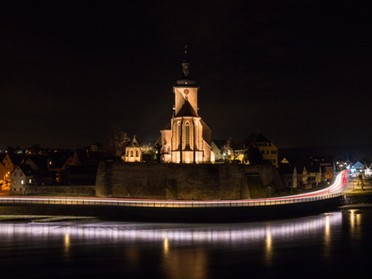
[0,207,371,278]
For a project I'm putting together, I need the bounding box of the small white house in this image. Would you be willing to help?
[10,165,35,194]
[349,161,365,177]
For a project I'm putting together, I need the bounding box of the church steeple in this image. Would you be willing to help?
[176,45,196,86]
[181,45,190,77]
[159,47,212,164]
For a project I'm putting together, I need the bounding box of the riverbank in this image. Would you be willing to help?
[0,194,344,223]
[339,183,372,209]
[0,215,97,222]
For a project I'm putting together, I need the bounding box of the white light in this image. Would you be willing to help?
[0,212,342,243]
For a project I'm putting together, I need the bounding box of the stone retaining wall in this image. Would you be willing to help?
[24,185,95,196]
[96,161,284,200]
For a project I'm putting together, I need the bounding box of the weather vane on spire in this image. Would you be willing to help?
[182,44,190,77]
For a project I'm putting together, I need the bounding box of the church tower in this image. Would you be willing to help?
[160,46,212,163]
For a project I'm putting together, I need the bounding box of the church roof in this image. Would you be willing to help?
[201,119,212,146]
[176,77,197,86]
[127,135,141,147]
[175,100,198,117]
[160,122,171,131]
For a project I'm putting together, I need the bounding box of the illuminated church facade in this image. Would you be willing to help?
[160,48,213,163]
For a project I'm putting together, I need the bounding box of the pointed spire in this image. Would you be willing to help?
[132,134,138,144]
[176,45,196,86]
[184,44,188,60]
[181,44,190,77]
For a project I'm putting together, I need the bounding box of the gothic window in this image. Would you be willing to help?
[185,122,190,146]
[177,121,181,147]
[130,150,133,157]
[136,150,139,157]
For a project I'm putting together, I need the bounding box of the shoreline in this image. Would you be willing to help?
[0,195,345,223]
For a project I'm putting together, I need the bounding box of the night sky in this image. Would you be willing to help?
[1,1,371,149]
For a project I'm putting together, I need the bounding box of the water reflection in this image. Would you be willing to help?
[348,209,362,231]
[163,248,207,279]
[264,226,273,264]
[0,212,342,244]
[64,233,70,257]
[1,211,363,279]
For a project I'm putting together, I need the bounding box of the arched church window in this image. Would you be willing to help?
[185,122,190,146]
[136,150,139,157]
[130,150,133,157]
[178,121,181,138]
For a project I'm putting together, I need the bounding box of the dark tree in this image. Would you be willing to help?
[106,124,130,160]
[245,146,264,165]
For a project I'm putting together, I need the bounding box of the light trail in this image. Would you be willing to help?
[0,170,349,208]
[259,169,349,201]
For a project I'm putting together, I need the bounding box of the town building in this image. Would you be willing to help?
[9,165,36,194]
[279,159,327,191]
[0,162,7,191]
[122,135,142,162]
[1,153,23,190]
[211,139,239,163]
[242,133,279,167]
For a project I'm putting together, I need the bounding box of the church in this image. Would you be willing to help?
[159,47,213,163]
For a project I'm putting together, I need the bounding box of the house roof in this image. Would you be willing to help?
[279,161,325,174]
[352,161,365,169]
[12,164,38,177]
[47,150,74,169]
[24,155,49,171]
[242,133,272,147]
[2,153,24,166]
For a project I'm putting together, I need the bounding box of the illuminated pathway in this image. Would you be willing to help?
[0,170,349,209]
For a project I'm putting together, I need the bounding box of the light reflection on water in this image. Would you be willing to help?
[0,212,342,244]
[0,209,370,278]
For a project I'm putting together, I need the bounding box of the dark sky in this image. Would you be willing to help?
[1,1,371,149]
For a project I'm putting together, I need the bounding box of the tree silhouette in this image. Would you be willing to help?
[245,146,263,165]
[106,124,130,160]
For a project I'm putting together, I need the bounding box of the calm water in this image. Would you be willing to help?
[1,208,371,278]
